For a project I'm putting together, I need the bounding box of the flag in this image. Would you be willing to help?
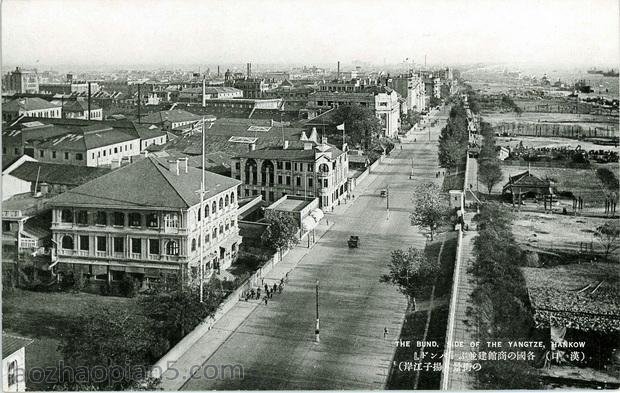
[336,123,345,131]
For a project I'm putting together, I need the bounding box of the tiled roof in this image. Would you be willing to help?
[35,128,138,151]
[133,123,167,139]
[49,156,240,209]
[3,97,60,112]
[2,333,33,358]
[140,109,203,125]
[56,99,102,112]
[8,161,110,186]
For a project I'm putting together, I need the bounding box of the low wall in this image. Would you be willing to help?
[440,154,470,389]
[439,225,464,390]
[151,248,287,379]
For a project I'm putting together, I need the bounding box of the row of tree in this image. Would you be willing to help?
[58,277,226,390]
[477,121,504,194]
[438,104,469,169]
[468,203,541,389]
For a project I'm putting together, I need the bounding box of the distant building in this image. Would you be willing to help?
[140,109,204,132]
[3,67,39,94]
[2,97,62,122]
[231,130,349,209]
[3,159,111,200]
[31,123,140,167]
[2,333,33,392]
[388,73,426,113]
[134,123,168,151]
[177,86,243,103]
[308,83,401,137]
[228,78,268,98]
[49,156,242,286]
[51,99,103,120]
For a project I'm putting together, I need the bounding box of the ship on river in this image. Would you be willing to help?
[602,69,619,77]
[587,68,604,74]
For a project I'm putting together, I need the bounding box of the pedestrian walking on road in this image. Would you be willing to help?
[265,284,269,293]
[264,296,268,305]
[273,283,278,294]
[256,288,261,299]
[384,327,388,339]
[278,283,283,294]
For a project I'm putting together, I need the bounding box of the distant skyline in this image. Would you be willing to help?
[2,0,619,70]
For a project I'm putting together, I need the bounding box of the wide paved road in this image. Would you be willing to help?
[181,109,449,390]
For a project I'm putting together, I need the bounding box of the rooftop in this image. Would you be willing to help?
[2,333,33,359]
[49,156,240,210]
[268,196,310,212]
[140,109,203,125]
[3,97,60,113]
[8,161,111,186]
[35,128,138,151]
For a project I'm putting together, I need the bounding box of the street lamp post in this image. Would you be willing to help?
[386,184,390,211]
[315,280,320,343]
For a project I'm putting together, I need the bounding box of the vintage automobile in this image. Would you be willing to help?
[348,235,359,248]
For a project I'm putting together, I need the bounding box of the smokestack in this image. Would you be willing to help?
[247,63,251,78]
[202,77,206,107]
[337,61,340,80]
[87,82,91,120]
[217,66,220,77]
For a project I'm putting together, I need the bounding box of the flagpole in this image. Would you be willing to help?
[200,116,205,303]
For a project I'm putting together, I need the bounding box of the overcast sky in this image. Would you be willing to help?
[2,0,619,68]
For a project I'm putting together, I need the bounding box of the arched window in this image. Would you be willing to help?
[204,204,209,218]
[319,163,330,173]
[205,233,210,244]
[166,240,179,256]
[61,209,73,223]
[197,207,201,222]
[211,202,216,214]
[225,195,229,206]
[219,224,224,234]
[230,192,235,204]
[225,221,230,231]
[61,235,74,250]
[212,228,217,239]
[191,238,197,251]
[219,197,223,209]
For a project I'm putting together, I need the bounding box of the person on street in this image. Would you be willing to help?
[256,288,261,299]
[264,296,268,305]
[265,284,269,293]
[383,327,388,339]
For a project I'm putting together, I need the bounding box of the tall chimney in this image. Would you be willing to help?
[217,65,220,77]
[168,160,179,175]
[202,77,206,107]
[337,61,340,80]
[247,63,251,78]
[249,143,256,151]
[178,157,189,173]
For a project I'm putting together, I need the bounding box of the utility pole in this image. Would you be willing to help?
[87,82,91,120]
[200,117,205,303]
[137,84,141,124]
[315,280,320,343]
[386,184,390,211]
